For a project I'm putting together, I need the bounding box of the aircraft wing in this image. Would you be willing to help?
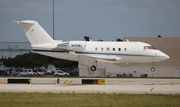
[69,51,122,65]
[68,51,98,66]
[89,55,122,62]
[97,56,122,61]
[56,43,122,64]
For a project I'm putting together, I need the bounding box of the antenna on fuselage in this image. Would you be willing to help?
[84,36,92,41]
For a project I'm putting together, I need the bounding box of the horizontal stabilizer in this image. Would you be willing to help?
[13,20,35,24]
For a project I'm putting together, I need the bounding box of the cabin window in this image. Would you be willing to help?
[107,48,110,51]
[95,47,98,51]
[113,48,115,51]
[101,48,104,51]
[118,48,121,51]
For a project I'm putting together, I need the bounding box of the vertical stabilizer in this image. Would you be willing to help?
[16,20,54,45]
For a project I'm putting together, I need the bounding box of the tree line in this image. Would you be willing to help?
[0,52,78,68]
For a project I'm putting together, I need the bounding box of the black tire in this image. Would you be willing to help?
[151,67,155,72]
[91,65,96,71]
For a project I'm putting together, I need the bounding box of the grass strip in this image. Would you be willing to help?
[0,92,179,107]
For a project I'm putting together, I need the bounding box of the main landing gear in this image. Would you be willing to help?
[90,65,96,71]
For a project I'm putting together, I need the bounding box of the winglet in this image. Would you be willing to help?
[13,20,19,24]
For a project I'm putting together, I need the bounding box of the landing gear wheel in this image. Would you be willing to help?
[151,67,155,72]
[91,65,96,71]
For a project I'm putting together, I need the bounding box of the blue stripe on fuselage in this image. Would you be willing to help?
[32,49,156,57]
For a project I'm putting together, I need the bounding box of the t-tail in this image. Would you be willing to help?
[14,20,54,45]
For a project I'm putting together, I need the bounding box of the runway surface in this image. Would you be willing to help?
[0,78,180,94]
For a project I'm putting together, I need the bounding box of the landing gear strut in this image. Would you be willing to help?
[151,62,155,72]
[90,65,96,71]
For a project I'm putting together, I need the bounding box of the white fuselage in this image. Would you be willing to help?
[32,41,169,64]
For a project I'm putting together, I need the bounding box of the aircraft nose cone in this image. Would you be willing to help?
[165,54,170,59]
[161,53,170,60]
[156,51,170,62]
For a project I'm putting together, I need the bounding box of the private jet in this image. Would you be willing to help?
[15,20,169,71]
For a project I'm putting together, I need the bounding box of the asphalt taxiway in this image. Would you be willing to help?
[0,78,180,94]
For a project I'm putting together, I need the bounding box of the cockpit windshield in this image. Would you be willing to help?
[144,46,157,50]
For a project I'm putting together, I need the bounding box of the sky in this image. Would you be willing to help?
[0,0,180,42]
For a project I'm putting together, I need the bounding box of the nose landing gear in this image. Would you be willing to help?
[151,62,155,72]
